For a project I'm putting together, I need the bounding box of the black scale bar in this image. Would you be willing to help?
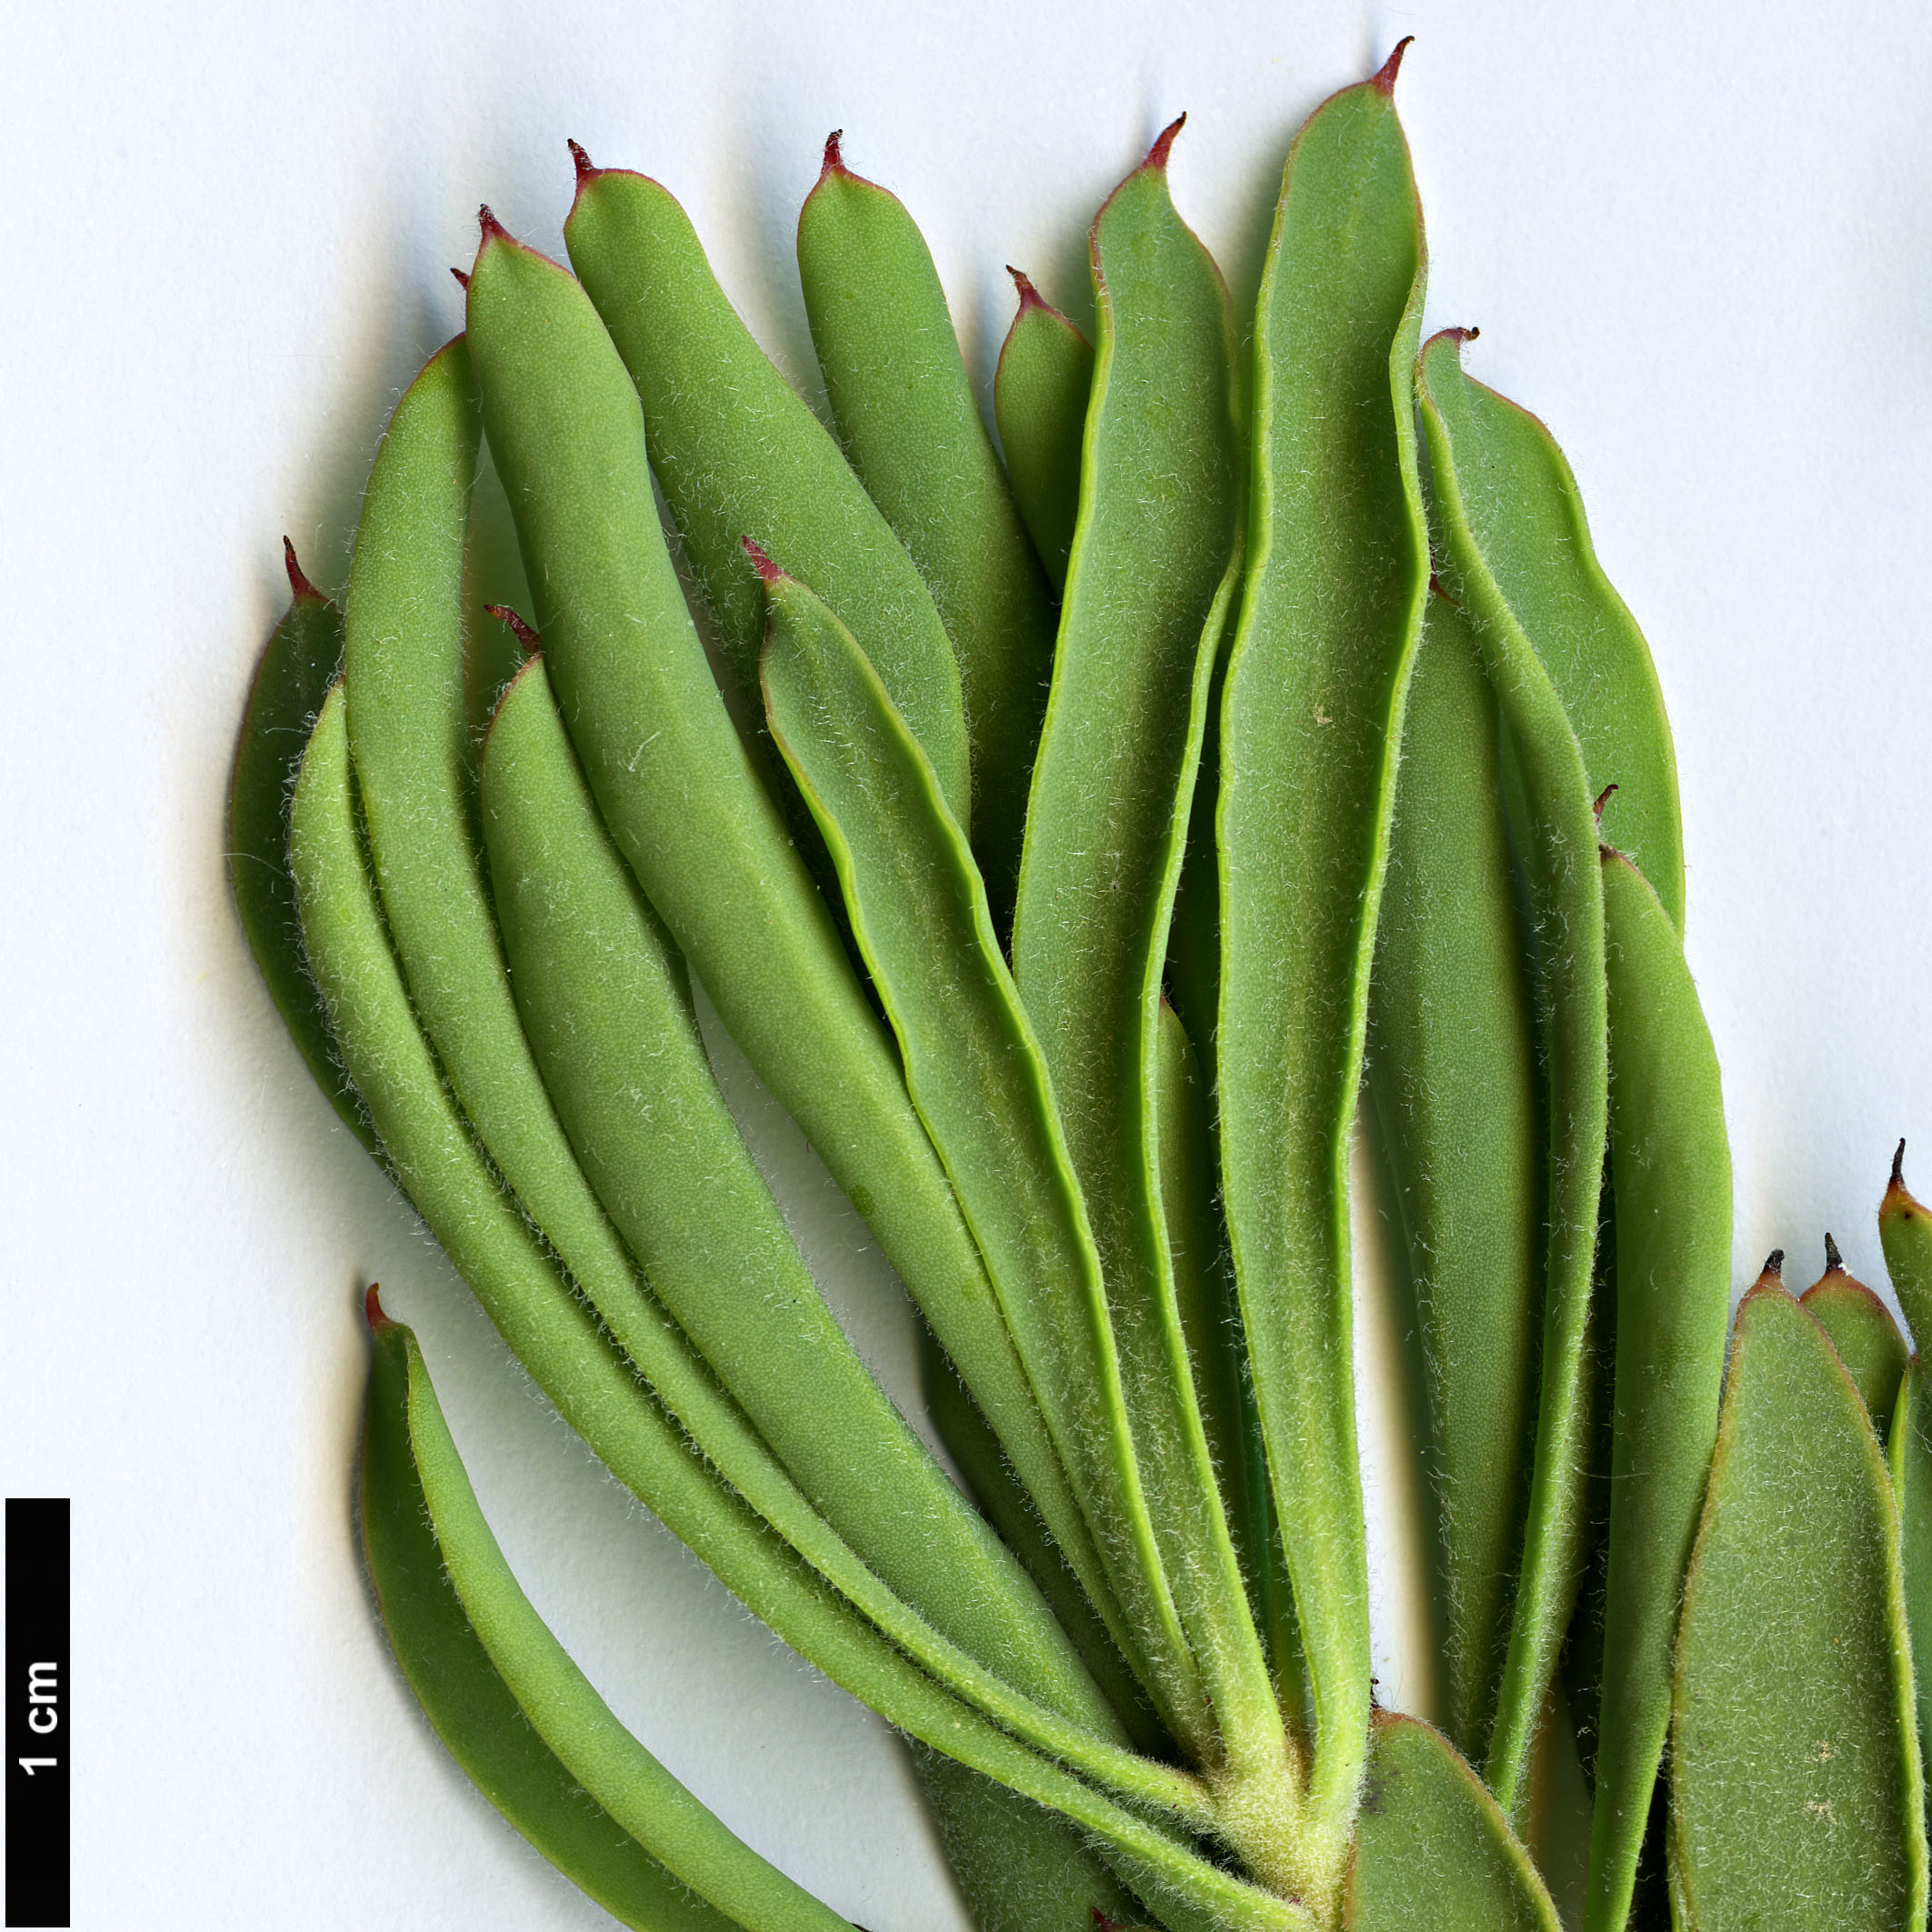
[6,1500,69,1929]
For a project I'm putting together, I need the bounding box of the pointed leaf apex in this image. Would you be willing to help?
[1146,114,1186,172]
[1006,265,1048,314]
[450,265,470,290]
[820,129,847,180]
[1823,1231,1845,1274]
[567,139,596,185]
[1372,37,1415,95]
[1592,782,1618,827]
[484,604,541,656]
[1765,1249,1786,1278]
[1894,1138,1909,1190]
[742,536,783,586]
[282,536,323,605]
[477,204,508,246]
[365,1283,395,1331]
[1423,325,1480,367]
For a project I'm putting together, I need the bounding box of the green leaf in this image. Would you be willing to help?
[756,556,1191,1736]
[1217,60,1429,1873]
[1582,846,1732,1932]
[1670,1282,1928,1929]
[359,1303,756,1932]
[1344,1715,1558,1930]
[993,271,1094,591]
[797,135,1056,926]
[1390,343,1683,931]
[1801,1248,1908,1441]
[1011,119,1275,1782]
[1366,592,1541,1767]
[226,545,374,1149]
[376,1306,857,1932]
[1882,1146,1932,1352]
[1891,1360,1932,1857]
[1419,331,1608,1823]
[563,153,969,821]
[478,656,1114,1744]
[910,1746,1156,1932]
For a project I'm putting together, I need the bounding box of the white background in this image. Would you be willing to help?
[5,1,1932,1925]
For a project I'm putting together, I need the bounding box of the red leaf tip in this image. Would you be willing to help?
[1894,1138,1909,1190]
[282,536,323,605]
[1006,265,1047,314]
[484,604,541,656]
[365,1283,394,1331]
[477,204,509,246]
[567,139,596,185]
[449,265,470,290]
[741,536,783,586]
[1592,782,1618,827]
[1146,114,1186,172]
[1371,37,1415,96]
[820,129,847,180]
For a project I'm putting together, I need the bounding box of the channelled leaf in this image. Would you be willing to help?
[1011,118,1277,1784]
[1217,55,1428,1867]
[1670,1283,1927,1930]
[1344,1715,1558,1930]
[1883,1143,1932,1353]
[1584,846,1731,1932]
[376,1306,856,1932]
[226,544,374,1149]
[756,556,1193,1739]
[1419,331,1608,1822]
[1891,1360,1932,1853]
[797,134,1056,926]
[993,270,1094,590]
[1398,348,1683,930]
[1366,592,1540,1767]
[342,333,654,1344]
[360,1299,765,1932]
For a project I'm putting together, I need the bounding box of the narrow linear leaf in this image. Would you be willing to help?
[994,269,1095,592]
[361,1299,762,1932]
[294,684,1270,1897]
[1013,118,1279,1787]
[1584,846,1731,1932]
[1390,355,1684,929]
[480,655,1116,1742]
[227,544,374,1149]
[1891,1360,1932,1855]
[798,135,1056,925]
[1366,593,1541,1767]
[1218,56,1429,1871]
[465,210,1116,1660]
[1420,331,1608,1822]
[757,557,1196,1742]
